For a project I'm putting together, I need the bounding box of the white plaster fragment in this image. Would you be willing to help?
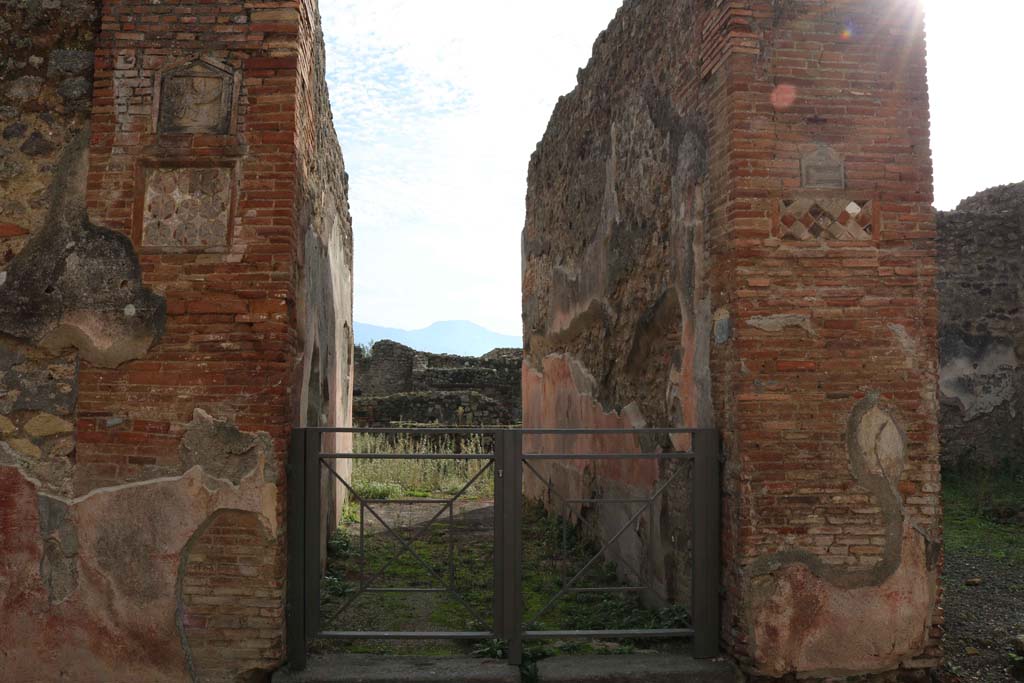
[747,314,816,336]
[940,344,1018,420]
[887,323,916,356]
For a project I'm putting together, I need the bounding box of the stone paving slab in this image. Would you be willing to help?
[535,654,740,682]
[274,654,740,682]
[272,655,519,683]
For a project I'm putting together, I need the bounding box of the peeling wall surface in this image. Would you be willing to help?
[937,183,1024,472]
[522,0,712,611]
[293,0,355,559]
[353,340,521,426]
[0,0,353,680]
[523,0,941,679]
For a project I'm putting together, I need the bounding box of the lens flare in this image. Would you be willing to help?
[840,21,855,41]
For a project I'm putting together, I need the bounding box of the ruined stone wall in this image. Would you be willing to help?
[354,391,515,428]
[354,339,417,396]
[523,0,940,679]
[937,182,1024,473]
[523,0,712,627]
[0,0,98,260]
[0,0,99,476]
[0,0,353,679]
[353,340,522,425]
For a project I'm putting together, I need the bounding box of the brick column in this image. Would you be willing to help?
[707,1,942,676]
[80,2,305,490]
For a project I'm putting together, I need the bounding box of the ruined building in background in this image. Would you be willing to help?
[938,182,1024,474]
[353,340,522,426]
[522,0,941,679]
[0,0,353,680]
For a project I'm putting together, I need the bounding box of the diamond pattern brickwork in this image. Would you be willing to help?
[777,198,874,242]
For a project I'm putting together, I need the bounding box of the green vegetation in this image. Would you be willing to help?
[314,503,689,659]
[310,430,691,663]
[349,432,495,501]
[943,470,1024,564]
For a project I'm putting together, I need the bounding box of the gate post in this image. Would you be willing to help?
[286,428,307,670]
[692,429,721,659]
[303,429,322,640]
[492,430,506,646]
[501,430,524,666]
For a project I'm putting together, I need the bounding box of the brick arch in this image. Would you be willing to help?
[176,508,280,683]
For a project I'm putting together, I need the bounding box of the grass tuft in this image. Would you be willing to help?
[351,432,495,500]
[943,470,1024,564]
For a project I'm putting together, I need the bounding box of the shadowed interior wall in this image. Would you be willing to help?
[522,0,941,678]
[522,0,712,610]
[937,182,1024,474]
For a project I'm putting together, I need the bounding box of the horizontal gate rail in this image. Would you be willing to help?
[318,452,495,460]
[287,426,720,671]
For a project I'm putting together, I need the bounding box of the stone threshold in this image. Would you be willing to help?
[272,653,739,683]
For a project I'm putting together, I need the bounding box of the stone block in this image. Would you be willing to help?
[250,8,299,24]
[24,413,73,438]
[7,437,41,458]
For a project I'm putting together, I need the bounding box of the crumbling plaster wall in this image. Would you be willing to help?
[522,0,712,610]
[937,182,1024,473]
[294,0,355,555]
[0,0,98,258]
[524,0,941,679]
[0,0,143,480]
[0,0,353,680]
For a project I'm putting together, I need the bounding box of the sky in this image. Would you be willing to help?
[321,0,1024,337]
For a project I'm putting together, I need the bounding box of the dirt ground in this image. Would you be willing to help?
[942,547,1024,682]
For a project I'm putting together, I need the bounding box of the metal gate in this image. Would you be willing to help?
[286,427,720,669]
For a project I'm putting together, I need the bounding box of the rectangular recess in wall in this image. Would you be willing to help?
[773,198,880,244]
[132,160,238,252]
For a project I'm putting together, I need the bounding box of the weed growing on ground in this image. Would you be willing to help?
[313,429,692,661]
[315,500,691,660]
[944,471,1024,564]
[350,431,495,500]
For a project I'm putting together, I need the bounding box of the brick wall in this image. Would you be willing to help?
[523,0,940,678]
[712,2,941,676]
[78,0,305,491]
[180,509,284,681]
[0,0,352,679]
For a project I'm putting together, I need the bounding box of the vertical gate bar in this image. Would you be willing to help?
[492,432,505,641]
[448,498,455,591]
[286,428,306,670]
[505,430,524,666]
[303,429,322,638]
[692,429,721,659]
[359,501,365,591]
[561,501,568,588]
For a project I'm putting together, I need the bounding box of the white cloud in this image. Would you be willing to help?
[322,0,1024,336]
[322,0,623,336]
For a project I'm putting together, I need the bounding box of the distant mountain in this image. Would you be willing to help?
[353,320,521,356]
